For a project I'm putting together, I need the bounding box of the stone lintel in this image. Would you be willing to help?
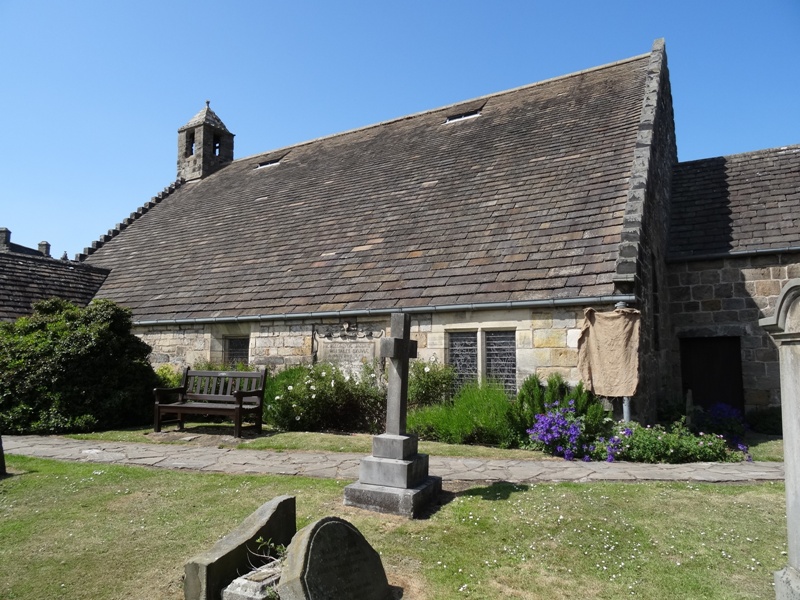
[372,433,418,460]
[343,477,442,518]
[358,454,429,489]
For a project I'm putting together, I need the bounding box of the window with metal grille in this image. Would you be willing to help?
[224,337,250,367]
[485,331,517,395]
[448,332,478,391]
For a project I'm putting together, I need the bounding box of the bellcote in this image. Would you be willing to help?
[177,101,235,181]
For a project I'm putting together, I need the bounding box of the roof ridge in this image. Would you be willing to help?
[677,144,800,167]
[76,178,186,262]
[234,50,653,165]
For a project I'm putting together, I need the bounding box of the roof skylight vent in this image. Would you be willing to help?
[445,108,481,124]
[255,158,281,169]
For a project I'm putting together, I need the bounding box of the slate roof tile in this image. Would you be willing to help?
[669,146,800,258]
[85,52,653,321]
[0,253,109,321]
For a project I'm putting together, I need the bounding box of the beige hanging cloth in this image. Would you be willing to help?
[577,307,640,397]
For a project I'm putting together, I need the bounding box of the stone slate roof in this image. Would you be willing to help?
[0,252,109,321]
[180,101,230,133]
[669,145,800,259]
[85,52,654,322]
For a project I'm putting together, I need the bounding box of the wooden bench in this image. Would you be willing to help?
[154,368,266,438]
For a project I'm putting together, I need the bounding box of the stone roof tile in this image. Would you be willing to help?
[669,145,800,258]
[86,52,653,321]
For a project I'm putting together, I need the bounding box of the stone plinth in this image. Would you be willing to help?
[759,279,800,599]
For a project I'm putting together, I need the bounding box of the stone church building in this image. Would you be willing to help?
[3,40,798,421]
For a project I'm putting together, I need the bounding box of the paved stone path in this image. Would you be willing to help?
[3,435,784,484]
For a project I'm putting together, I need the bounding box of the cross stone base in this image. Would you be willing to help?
[343,477,442,519]
[344,433,440,518]
[775,566,800,600]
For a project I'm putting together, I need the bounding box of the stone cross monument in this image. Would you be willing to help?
[759,279,800,599]
[344,313,441,518]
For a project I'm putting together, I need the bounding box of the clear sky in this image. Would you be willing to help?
[1,1,797,259]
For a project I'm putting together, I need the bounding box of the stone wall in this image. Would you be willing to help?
[136,306,611,393]
[667,252,800,410]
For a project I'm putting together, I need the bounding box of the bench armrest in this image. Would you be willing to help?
[154,387,186,403]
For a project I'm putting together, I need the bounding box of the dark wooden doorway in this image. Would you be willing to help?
[680,336,745,412]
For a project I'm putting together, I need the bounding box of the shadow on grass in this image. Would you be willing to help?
[457,481,531,500]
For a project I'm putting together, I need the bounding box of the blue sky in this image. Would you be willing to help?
[1,1,798,258]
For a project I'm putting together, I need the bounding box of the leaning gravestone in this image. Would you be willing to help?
[277,517,390,600]
[343,312,441,517]
[759,279,800,600]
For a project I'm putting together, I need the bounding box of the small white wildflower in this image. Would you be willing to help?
[275,395,281,401]
[370,373,376,378]
[312,394,316,399]
[287,385,293,391]
[344,375,350,382]
[295,416,300,421]
[310,385,316,391]
[321,371,327,377]
[331,380,335,387]
[424,366,430,373]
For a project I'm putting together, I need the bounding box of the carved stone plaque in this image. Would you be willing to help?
[317,340,376,373]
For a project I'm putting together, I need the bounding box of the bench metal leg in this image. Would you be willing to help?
[154,406,161,433]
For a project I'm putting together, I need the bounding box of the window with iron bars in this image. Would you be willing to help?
[447,330,517,395]
[224,337,250,367]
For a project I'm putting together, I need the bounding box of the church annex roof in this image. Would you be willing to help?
[0,252,109,321]
[85,49,657,322]
[669,145,800,259]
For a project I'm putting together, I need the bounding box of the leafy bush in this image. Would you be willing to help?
[408,359,455,409]
[616,419,749,463]
[0,298,158,434]
[517,373,609,452]
[746,406,782,435]
[408,381,518,447]
[264,362,385,433]
[155,364,183,389]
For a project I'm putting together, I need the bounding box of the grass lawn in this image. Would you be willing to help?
[1,454,787,600]
[66,422,783,462]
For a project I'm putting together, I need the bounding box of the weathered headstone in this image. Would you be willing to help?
[759,279,800,600]
[184,495,296,600]
[277,517,390,600]
[343,313,441,517]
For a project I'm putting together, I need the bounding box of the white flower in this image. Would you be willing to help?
[321,371,327,377]
[274,395,281,401]
[312,394,316,399]
[295,416,300,421]
[331,380,335,387]
[287,385,293,391]
[310,385,316,391]
[424,366,430,373]
[370,373,376,378]
[344,375,350,382]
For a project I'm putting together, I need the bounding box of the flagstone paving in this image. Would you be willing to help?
[3,435,784,484]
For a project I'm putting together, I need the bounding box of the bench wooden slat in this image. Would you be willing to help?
[154,368,266,437]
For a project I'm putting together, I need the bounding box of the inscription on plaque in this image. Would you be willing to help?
[317,340,376,373]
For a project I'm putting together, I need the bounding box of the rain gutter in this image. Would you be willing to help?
[133,294,636,327]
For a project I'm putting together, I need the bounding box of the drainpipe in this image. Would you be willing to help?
[614,301,633,422]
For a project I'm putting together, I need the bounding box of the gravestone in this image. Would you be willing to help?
[0,434,6,476]
[277,517,390,600]
[343,313,441,518]
[759,279,800,599]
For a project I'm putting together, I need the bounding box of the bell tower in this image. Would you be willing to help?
[177,101,235,181]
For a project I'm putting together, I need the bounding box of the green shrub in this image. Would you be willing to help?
[746,406,782,435]
[264,362,385,433]
[606,418,748,463]
[155,364,183,389]
[0,298,158,434]
[514,373,609,448]
[408,359,455,408]
[193,360,256,372]
[408,381,518,447]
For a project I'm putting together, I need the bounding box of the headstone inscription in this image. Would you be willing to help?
[277,517,391,600]
[343,313,441,518]
[759,279,800,600]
